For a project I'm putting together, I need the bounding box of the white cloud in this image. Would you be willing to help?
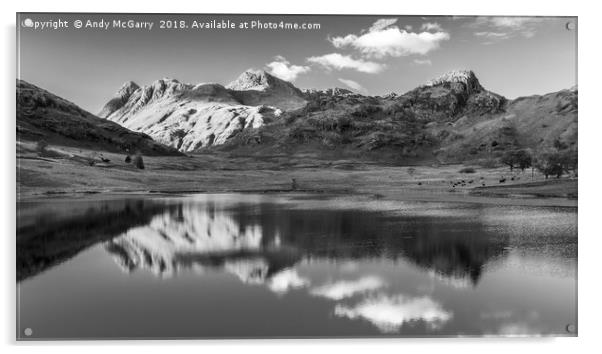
[471,17,545,40]
[489,17,541,29]
[267,269,310,294]
[310,276,384,300]
[265,55,310,82]
[421,22,443,32]
[307,53,385,74]
[334,294,453,333]
[413,58,432,65]
[329,19,450,58]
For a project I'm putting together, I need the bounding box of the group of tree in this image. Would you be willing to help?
[499,140,577,179]
[533,147,577,179]
[500,149,532,172]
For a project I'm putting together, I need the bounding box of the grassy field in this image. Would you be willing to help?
[16,141,577,207]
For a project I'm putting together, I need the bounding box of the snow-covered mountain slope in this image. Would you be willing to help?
[99,70,305,152]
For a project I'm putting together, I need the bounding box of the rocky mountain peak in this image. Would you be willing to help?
[98,80,141,118]
[425,70,483,94]
[225,69,306,110]
[119,81,140,94]
[226,69,273,91]
[226,69,295,92]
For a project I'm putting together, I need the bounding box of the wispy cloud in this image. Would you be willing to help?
[470,17,545,41]
[474,31,510,39]
[369,18,398,32]
[310,276,384,300]
[307,53,385,74]
[337,78,368,94]
[328,18,450,58]
[265,55,310,82]
[488,17,542,29]
[334,294,453,333]
[413,58,432,66]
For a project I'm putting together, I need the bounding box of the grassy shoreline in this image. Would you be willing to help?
[17,141,577,207]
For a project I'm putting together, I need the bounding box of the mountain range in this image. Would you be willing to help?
[17,68,577,164]
[98,70,305,152]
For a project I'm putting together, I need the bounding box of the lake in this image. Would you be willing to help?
[16,193,577,339]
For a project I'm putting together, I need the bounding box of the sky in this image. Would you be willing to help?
[17,13,577,113]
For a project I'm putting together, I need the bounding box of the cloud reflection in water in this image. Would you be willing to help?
[334,294,453,332]
[310,276,385,300]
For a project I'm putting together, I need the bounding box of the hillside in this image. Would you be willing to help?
[17,80,181,156]
[433,86,577,162]
[215,70,577,164]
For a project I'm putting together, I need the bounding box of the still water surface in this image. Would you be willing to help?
[17,193,577,339]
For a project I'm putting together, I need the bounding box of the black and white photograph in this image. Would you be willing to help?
[15,10,579,341]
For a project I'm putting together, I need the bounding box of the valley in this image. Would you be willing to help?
[17,140,576,207]
[16,69,577,206]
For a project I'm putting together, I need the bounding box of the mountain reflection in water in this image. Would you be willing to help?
[100,198,510,287]
[16,194,577,338]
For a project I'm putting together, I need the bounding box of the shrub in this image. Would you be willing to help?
[133,154,145,169]
[125,155,132,163]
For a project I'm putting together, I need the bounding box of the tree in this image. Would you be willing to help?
[559,148,578,176]
[133,154,145,169]
[515,149,533,171]
[534,150,564,179]
[500,149,532,172]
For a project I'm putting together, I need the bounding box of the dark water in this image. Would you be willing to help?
[16,193,577,339]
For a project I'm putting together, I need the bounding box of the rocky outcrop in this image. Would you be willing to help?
[424,69,484,94]
[399,69,506,121]
[16,80,181,155]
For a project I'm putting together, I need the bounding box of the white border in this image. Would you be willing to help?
[2,0,600,352]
